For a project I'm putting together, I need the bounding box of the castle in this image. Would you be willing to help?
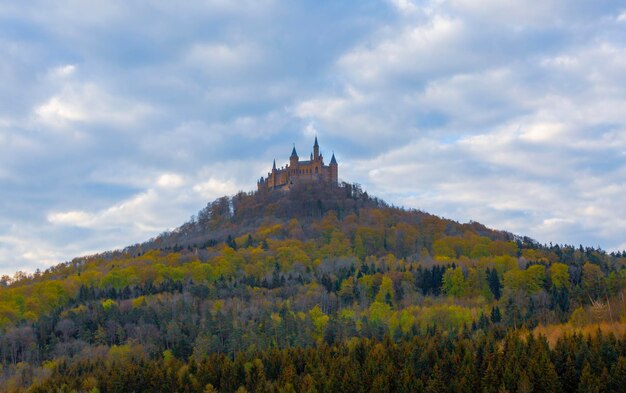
[258,137,338,192]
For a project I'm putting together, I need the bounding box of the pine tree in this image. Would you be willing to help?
[577,363,601,393]
[490,306,502,324]
[425,364,445,393]
[487,269,502,300]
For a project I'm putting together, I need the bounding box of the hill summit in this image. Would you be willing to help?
[124,180,513,259]
[0,181,625,392]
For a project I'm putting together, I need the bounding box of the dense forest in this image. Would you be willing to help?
[1,182,625,392]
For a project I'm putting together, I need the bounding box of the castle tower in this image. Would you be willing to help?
[289,145,299,174]
[330,152,338,184]
[313,136,319,161]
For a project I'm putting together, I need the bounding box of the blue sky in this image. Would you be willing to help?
[1,0,626,275]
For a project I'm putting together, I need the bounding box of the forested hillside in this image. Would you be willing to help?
[1,182,625,392]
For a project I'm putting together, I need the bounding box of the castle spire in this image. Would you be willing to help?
[313,136,319,160]
[290,144,298,158]
[330,152,337,165]
[272,159,276,171]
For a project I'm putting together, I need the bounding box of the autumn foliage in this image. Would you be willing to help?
[0,182,624,391]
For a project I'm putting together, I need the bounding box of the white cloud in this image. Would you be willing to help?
[0,234,67,271]
[50,64,76,78]
[387,0,418,14]
[39,170,246,270]
[519,122,566,143]
[184,42,264,76]
[157,173,185,189]
[449,0,566,27]
[303,122,318,138]
[47,191,159,231]
[34,83,152,128]
[36,95,86,123]
[193,177,239,199]
[337,15,468,85]
[47,211,93,226]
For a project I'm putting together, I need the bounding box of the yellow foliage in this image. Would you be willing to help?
[270,312,282,325]
[368,301,392,324]
[488,240,518,256]
[399,309,415,334]
[276,245,311,270]
[256,223,283,239]
[533,322,626,347]
[101,299,116,310]
[549,262,570,289]
[132,296,146,308]
[108,344,132,364]
[569,306,592,327]
[308,305,329,343]
[339,308,355,320]
[212,300,224,314]
[375,276,394,303]
[414,305,474,331]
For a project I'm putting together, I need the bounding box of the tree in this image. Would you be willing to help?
[375,276,395,305]
[548,263,570,289]
[487,268,502,299]
[525,265,546,293]
[204,384,218,393]
[490,306,502,324]
[442,267,465,297]
[582,263,604,299]
[577,363,601,393]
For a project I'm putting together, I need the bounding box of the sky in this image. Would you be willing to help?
[1,0,626,275]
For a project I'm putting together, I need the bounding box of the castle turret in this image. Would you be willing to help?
[329,152,338,184]
[313,136,319,160]
[272,159,277,172]
[290,145,299,173]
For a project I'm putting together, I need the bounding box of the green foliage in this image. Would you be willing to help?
[549,262,570,289]
[101,298,116,311]
[525,264,546,293]
[369,301,392,325]
[23,332,624,393]
[442,267,466,297]
[374,276,395,304]
[0,185,624,391]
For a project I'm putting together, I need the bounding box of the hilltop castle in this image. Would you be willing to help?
[258,137,338,192]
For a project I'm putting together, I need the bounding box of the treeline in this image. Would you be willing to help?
[22,331,626,393]
[1,184,625,391]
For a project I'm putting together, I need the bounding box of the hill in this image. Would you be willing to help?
[1,182,625,392]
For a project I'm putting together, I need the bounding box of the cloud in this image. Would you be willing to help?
[47,211,93,227]
[193,177,240,199]
[34,83,153,129]
[184,42,264,76]
[50,64,76,78]
[157,173,185,189]
[2,0,626,275]
[337,14,469,86]
[325,0,626,252]
[387,0,418,14]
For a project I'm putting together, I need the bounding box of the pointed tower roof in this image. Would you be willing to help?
[314,136,319,147]
[330,152,337,165]
[290,145,298,158]
[272,159,277,171]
